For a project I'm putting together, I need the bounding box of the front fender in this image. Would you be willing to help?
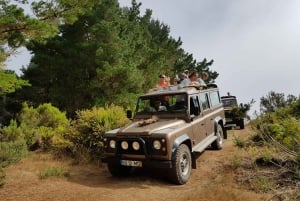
[171,134,191,160]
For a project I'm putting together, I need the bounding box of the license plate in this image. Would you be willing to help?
[120,160,142,167]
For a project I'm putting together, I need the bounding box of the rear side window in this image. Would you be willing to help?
[199,93,210,110]
[209,91,221,107]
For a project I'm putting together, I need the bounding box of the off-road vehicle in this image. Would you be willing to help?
[102,83,226,184]
[221,95,245,129]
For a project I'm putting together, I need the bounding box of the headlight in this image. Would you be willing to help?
[153,140,161,150]
[121,141,129,150]
[132,141,140,151]
[109,140,116,149]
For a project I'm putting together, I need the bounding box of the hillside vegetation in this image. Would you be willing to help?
[1,91,299,201]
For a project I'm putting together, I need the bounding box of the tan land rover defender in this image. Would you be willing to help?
[102,83,227,185]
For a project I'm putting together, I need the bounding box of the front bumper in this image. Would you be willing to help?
[101,157,172,169]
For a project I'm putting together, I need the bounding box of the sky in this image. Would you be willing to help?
[5,0,300,116]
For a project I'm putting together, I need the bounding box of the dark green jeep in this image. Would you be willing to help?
[221,95,245,129]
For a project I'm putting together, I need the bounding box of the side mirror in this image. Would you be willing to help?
[126,110,132,119]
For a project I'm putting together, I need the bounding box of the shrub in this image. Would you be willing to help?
[0,119,23,141]
[233,135,246,148]
[65,105,130,161]
[17,103,70,150]
[251,175,276,193]
[0,139,28,168]
[39,167,70,179]
[0,167,5,187]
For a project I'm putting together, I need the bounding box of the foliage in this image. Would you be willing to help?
[0,139,28,168]
[233,135,246,148]
[260,91,298,113]
[230,99,255,119]
[0,119,23,141]
[0,70,30,126]
[252,91,300,187]
[2,102,69,150]
[12,0,219,117]
[65,105,130,161]
[251,175,276,193]
[0,70,30,96]
[0,167,5,187]
[254,96,300,154]
[38,166,70,179]
[0,0,97,52]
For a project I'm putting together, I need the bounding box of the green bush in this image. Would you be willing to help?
[0,139,28,168]
[17,103,69,150]
[65,105,130,161]
[0,167,5,187]
[0,119,23,141]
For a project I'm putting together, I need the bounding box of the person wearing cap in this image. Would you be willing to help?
[156,74,169,88]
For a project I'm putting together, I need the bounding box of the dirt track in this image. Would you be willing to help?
[1,126,272,201]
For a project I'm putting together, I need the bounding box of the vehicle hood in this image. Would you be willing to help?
[116,118,186,136]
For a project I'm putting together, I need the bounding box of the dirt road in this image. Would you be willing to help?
[1,126,272,201]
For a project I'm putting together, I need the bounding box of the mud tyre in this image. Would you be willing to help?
[239,119,245,129]
[169,144,192,185]
[211,124,224,150]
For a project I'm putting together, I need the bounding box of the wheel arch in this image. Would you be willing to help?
[172,134,192,155]
[171,134,195,168]
[214,116,227,139]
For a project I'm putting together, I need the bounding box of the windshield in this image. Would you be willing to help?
[136,94,187,114]
[221,98,237,107]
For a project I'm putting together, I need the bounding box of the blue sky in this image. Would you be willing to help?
[6,0,300,116]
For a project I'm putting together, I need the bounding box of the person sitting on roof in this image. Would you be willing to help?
[180,71,199,86]
[197,72,208,86]
[156,74,169,88]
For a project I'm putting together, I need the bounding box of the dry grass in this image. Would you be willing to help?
[2,126,298,201]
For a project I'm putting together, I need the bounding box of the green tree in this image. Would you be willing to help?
[260,91,298,113]
[19,0,186,115]
[174,53,218,83]
[1,0,98,120]
[0,70,30,125]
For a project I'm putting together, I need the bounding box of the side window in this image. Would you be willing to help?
[209,91,221,107]
[189,96,200,116]
[199,93,210,110]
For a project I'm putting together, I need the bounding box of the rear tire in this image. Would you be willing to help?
[169,144,192,185]
[239,119,245,129]
[211,124,224,150]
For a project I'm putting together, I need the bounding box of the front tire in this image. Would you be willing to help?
[169,144,192,185]
[211,124,224,150]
